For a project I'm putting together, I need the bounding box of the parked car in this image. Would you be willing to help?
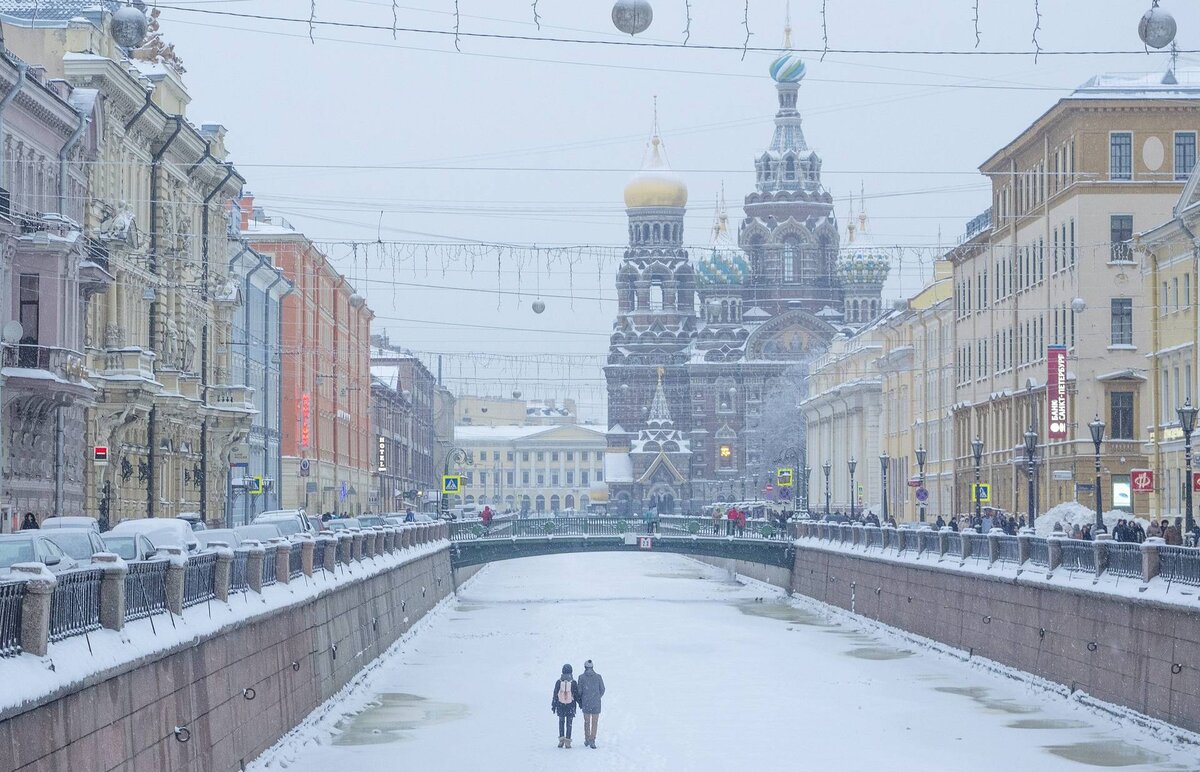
[176,512,207,531]
[358,515,387,528]
[233,524,285,544]
[101,532,158,562]
[108,518,200,554]
[386,513,435,525]
[0,533,81,575]
[196,528,242,549]
[253,509,314,536]
[36,516,100,532]
[323,518,362,532]
[42,528,107,563]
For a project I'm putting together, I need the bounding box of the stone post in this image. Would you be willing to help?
[399,527,410,549]
[212,545,234,601]
[850,524,861,547]
[275,541,292,585]
[245,543,266,593]
[337,533,353,565]
[319,535,338,572]
[300,539,316,576]
[1093,532,1111,577]
[381,527,394,554]
[12,564,55,657]
[364,529,378,558]
[881,525,894,550]
[959,531,972,562]
[938,526,951,557]
[94,553,127,632]
[161,546,187,616]
[987,528,1004,566]
[1017,528,1034,565]
[1142,536,1164,583]
[1047,534,1064,573]
[351,531,365,561]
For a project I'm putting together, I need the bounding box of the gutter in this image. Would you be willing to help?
[57,109,89,215]
[123,89,153,132]
[261,269,287,511]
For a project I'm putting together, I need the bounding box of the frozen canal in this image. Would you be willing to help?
[252,553,1197,772]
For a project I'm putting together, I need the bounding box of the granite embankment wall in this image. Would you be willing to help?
[0,546,455,772]
[790,542,1200,735]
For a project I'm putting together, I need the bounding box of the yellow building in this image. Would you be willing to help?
[950,69,1200,521]
[877,262,954,522]
[1136,162,1200,525]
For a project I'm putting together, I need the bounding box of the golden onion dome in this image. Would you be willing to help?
[624,135,688,209]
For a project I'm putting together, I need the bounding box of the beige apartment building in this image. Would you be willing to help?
[877,262,955,522]
[453,424,608,514]
[950,70,1200,520]
[1137,161,1200,523]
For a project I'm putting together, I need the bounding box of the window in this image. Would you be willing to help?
[18,274,39,345]
[536,452,544,461]
[507,471,514,486]
[493,451,500,461]
[566,471,574,485]
[595,468,603,482]
[718,443,734,469]
[507,451,514,461]
[551,452,559,462]
[479,471,487,486]
[522,452,530,462]
[1110,215,1133,261]
[522,471,530,485]
[1110,298,1134,346]
[1110,391,1135,440]
[1176,132,1197,180]
[537,473,545,486]
[581,471,589,486]
[649,282,664,310]
[783,242,795,280]
[551,472,559,486]
[566,452,573,461]
[1110,132,1132,180]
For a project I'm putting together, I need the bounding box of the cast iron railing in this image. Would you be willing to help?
[125,560,169,621]
[48,568,103,642]
[0,581,25,657]
[182,553,218,608]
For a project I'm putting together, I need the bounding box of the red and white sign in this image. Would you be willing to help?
[908,478,922,488]
[1131,469,1155,494]
[637,537,653,550]
[1192,471,1200,493]
[301,393,311,450]
[92,446,108,463]
[1047,345,1068,440]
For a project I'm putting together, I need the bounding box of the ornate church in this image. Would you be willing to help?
[604,30,889,515]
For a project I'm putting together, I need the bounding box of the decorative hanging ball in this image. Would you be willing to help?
[532,299,546,314]
[1138,3,1177,50]
[111,4,149,49]
[612,0,653,36]
[512,391,522,400]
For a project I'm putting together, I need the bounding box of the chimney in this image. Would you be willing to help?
[238,191,255,231]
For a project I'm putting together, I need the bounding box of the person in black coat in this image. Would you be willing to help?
[551,664,579,748]
[20,512,38,530]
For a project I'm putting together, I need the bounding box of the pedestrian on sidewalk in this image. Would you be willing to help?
[577,660,606,749]
[552,664,579,748]
[20,512,38,530]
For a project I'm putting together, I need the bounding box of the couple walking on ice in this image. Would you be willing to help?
[551,660,605,748]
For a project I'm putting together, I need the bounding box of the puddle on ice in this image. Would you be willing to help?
[1007,718,1090,730]
[844,646,914,660]
[933,686,1039,715]
[1043,739,1167,767]
[454,604,484,612]
[332,693,469,746]
[735,601,831,626]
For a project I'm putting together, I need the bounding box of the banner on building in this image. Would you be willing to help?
[1131,469,1154,494]
[1047,345,1068,440]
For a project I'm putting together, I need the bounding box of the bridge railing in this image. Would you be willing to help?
[449,515,787,542]
[0,522,450,658]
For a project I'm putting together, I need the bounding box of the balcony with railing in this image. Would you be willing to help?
[207,384,257,414]
[1,343,93,401]
[89,347,157,384]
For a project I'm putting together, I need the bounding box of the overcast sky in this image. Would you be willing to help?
[160,0,1198,422]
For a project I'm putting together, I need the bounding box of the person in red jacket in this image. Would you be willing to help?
[725,507,737,536]
[481,506,494,528]
[736,508,747,536]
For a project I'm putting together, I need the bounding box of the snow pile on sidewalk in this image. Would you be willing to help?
[1035,502,1151,535]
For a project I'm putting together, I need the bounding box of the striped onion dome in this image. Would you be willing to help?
[769,53,806,84]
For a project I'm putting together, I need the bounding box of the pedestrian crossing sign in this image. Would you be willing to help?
[442,475,462,494]
[971,483,991,503]
[777,468,794,487]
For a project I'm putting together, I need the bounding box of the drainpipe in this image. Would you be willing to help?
[1178,217,1200,524]
[57,109,88,216]
[197,161,236,527]
[123,89,153,132]
[0,62,26,524]
[263,269,287,512]
[276,279,295,512]
[146,115,184,519]
[239,252,268,523]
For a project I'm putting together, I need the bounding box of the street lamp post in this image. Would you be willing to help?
[1178,400,1198,534]
[879,453,889,522]
[915,446,927,523]
[822,461,831,518]
[1088,415,1105,529]
[971,437,984,521]
[848,457,858,521]
[1024,427,1038,527]
[803,465,812,518]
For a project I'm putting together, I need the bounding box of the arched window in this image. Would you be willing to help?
[521,495,532,513]
[642,224,650,242]
[785,157,796,181]
[565,494,575,511]
[535,495,546,513]
[550,495,560,512]
[783,242,796,280]
[505,495,516,511]
[653,223,661,241]
[465,495,475,505]
[649,281,664,310]
[580,495,590,510]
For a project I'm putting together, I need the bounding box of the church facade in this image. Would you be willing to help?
[604,39,888,515]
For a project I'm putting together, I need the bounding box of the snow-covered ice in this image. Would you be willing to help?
[249,552,1199,772]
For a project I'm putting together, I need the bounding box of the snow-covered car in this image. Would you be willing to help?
[253,509,315,536]
[358,515,387,528]
[101,532,158,562]
[176,512,207,531]
[0,533,81,576]
[35,516,100,532]
[108,518,200,554]
[233,524,285,544]
[323,518,362,532]
[42,528,107,563]
[196,528,242,549]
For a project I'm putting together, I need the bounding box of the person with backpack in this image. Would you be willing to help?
[576,659,606,749]
[551,664,579,748]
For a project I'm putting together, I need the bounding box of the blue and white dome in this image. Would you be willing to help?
[770,53,806,84]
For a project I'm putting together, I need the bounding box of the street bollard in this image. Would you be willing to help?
[94,553,128,632]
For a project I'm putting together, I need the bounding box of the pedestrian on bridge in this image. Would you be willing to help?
[577,660,606,749]
[712,507,723,535]
[552,664,580,748]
